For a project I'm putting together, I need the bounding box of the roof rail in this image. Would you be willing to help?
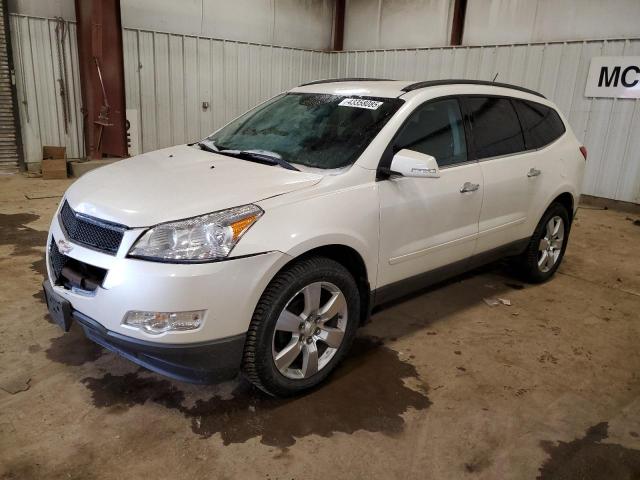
[299,77,392,87]
[401,79,545,98]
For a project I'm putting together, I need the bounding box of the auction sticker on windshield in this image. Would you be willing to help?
[338,98,383,110]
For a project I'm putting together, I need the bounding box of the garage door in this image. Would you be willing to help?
[0,0,21,172]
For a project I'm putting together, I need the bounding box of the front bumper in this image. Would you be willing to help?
[74,306,246,383]
[44,277,246,382]
[44,203,293,381]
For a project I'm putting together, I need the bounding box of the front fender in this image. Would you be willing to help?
[231,183,380,287]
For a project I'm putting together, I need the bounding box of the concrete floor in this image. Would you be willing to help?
[1,173,639,480]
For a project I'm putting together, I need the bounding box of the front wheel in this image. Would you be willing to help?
[242,256,360,397]
[516,202,571,283]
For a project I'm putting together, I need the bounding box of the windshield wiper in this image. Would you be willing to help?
[220,150,299,171]
[196,140,219,154]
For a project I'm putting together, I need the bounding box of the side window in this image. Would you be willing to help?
[395,99,467,167]
[466,97,525,159]
[513,100,566,150]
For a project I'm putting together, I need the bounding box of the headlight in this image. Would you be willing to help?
[128,204,263,262]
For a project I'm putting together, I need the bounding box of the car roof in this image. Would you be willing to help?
[290,78,546,101]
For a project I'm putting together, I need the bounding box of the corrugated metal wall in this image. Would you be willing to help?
[8,13,640,203]
[122,29,330,153]
[9,14,84,166]
[328,40,640,203]
[1,0,22,172]
[8,14,329,163]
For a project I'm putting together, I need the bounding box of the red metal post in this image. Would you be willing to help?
[75,0,127,159]
[333,0,345,51]
[450,0,468,46]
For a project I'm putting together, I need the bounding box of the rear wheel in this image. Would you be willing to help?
[516,202,571,283]
[242,256,360,397]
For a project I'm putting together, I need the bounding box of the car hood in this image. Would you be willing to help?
[65,145,323,227]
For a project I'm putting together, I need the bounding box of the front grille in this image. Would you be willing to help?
[49,239,67,282]
[59,201,126,255]
[49,239,107,291]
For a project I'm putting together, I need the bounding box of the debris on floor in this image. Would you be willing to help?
[580,205,608,210]
[483,297,512,307]
[24,193,63,200]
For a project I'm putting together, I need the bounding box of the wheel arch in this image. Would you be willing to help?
[553,191,575,219]
[279,244,372,326]
[535,189,576,229]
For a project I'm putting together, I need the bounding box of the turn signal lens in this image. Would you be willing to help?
[123,310,205,334]
[230,214,259,240]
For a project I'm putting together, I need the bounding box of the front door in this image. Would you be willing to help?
[377,98,483,289]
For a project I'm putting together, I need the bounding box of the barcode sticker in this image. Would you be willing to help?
[338,98,383,110]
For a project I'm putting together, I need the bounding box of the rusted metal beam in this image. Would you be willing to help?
[333,0,345,51]
[450,0,467,46]
[75,0,127,160]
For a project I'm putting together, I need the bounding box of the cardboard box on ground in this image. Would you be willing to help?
[42,146,67,180]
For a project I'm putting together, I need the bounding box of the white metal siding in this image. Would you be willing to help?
[122,28,330,153]
[464,0,640,46]
[344,0,453,50]
[8,14,83,166]
[343,0,640,50]
[8,0,336,51]
[9,15,329,165]
[8,13,640,203]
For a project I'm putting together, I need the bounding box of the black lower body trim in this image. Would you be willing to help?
[372,238,529,307]
[73,311,246,384]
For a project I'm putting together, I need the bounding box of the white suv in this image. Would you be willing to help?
[43,79,586,396]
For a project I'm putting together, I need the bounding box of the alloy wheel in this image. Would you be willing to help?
[271,281,348,380]
[538,215,564,273]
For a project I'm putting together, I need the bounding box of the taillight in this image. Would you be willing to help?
[579,146,587,160]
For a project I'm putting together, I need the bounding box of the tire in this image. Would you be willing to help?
[242,256,360,397]
[516,202,571,283]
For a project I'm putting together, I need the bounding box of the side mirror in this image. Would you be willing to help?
[388,149,440,178]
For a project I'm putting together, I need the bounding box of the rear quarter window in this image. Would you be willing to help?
[513,100,566,150]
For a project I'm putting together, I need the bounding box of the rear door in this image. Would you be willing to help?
[463,96,538,253]
[512,98,569,224]
[377,98,483,288]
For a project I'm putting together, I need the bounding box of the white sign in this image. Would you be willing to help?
[585,56,640,98]
[338,98,383,110]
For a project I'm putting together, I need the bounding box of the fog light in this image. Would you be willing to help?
[123,310,205,334]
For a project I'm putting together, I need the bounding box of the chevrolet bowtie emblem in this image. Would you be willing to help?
[57,238,73,255]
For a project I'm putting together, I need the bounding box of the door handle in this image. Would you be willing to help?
[527,167,541,177]
[460,182,480,193]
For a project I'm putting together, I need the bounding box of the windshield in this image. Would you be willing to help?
[206,93,403,169]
